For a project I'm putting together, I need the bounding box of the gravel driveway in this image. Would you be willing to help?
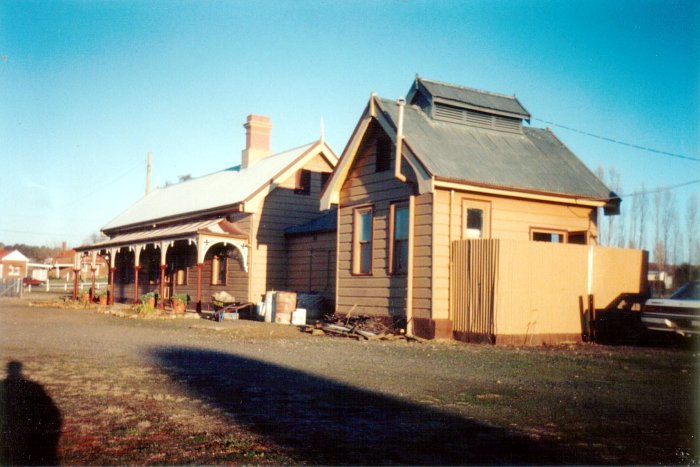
[1,298,696,465]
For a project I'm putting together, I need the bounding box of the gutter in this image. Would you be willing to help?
[433,178,607,208]
[102,203,245,236]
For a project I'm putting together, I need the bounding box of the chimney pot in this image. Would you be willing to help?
[242,115,272,168]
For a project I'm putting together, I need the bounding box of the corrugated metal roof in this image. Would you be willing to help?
[102,143,316,231]
[416,77,530,119]
[284,209,337,236]
[376,97,613,201]
[85,219,247,250]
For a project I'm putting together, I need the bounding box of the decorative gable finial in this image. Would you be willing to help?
[320,118,325,145]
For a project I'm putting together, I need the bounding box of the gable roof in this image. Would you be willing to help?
[322,79,618,211]
[408,76,531,120]
[0,249,29,262]
[103,141,337,232]
[375,97,613,201]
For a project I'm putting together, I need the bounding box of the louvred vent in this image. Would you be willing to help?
[434,103,522,134]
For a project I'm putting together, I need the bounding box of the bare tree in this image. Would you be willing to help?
[596,166,623,247]
[634,183,648,250]
[627,191,639,249]
[83,232,104,245]
[653,188,663,268]
[653,188,678,271]
[688,194,698,265]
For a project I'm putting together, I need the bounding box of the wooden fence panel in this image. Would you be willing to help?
[450,239,498,342]
[450,239,646,345]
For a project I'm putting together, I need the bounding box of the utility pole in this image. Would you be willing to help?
[145,151,152,195]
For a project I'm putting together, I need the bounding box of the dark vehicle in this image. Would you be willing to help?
[22,277,45,286]
[642,280,700,337]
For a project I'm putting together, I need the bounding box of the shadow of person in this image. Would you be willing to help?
[0,361,62,466]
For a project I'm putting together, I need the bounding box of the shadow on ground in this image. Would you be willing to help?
[152,346,599,465]
[594,310,698,349]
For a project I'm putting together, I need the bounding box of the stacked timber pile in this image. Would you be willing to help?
[301,313,425,342]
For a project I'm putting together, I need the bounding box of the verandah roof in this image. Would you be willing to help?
[77,219,247,251]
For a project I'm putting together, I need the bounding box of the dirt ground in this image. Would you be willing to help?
[0,296,697,465]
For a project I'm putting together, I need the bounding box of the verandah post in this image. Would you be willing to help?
[72,269,80,300]
[196,263,203,312]
[90,267,96,301]
[133,265,141,304]
[159,264,166,310]
[109,267,116,305]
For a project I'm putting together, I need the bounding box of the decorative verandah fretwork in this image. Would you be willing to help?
[75,219,248,310]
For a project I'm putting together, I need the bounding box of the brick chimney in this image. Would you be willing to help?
[241,115,272,168]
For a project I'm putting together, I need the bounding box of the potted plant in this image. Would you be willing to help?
[94,288,108,305]
[171,293,188,313]
[79,290,90,305]
[141,292,156,309]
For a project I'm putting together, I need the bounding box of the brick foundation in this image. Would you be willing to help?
[413,318,453,340]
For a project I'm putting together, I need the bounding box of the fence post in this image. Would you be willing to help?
[588,294,596,342]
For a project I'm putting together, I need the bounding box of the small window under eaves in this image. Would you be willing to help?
[375,136,392,172]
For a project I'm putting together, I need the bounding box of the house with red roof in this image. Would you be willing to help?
[0,249,29,281]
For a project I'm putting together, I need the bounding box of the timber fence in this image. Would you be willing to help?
[450,239,648,344]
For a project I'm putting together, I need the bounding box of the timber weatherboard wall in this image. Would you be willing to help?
[286,231,336,303]
[337,123,415,318]
[250,154,334,301]
[431,188,600,323]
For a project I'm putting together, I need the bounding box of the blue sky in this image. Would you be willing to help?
[1,0,698,253]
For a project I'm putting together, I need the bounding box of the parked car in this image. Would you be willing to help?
[22,277,45,286]
[642,280,700,337]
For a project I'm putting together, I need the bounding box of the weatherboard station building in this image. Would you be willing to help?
[76,115,338,311]
[76,77,647,344]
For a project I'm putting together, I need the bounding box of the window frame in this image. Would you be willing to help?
[375,135,392,173]
[461,198,491,240]
[567,230,589,245]
[352,205,374,276]
[211,254,228,286]
[389,202,409,275]
[530,227,568,243]
[294,169,312,195]
[173,253,189,286]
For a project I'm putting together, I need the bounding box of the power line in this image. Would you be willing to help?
[533,118,700,162]
[618,179,700,198]
[59,161,142,210]
[0,228,85,238]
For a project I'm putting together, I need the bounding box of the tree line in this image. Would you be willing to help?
[596,166,699,286]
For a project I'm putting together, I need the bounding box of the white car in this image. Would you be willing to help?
[642,280,700,336]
